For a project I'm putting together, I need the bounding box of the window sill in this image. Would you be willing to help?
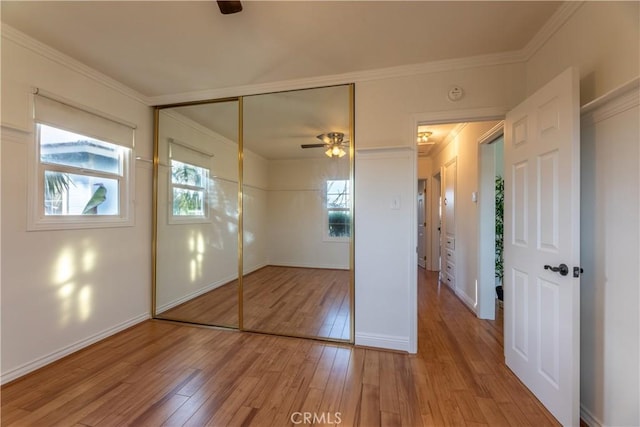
[27,215,134,232]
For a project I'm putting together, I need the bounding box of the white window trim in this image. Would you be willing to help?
[167,162,210,225]
[27,120,135,232]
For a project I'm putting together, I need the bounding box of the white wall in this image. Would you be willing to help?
[524,2,640,425]
[1,34,153,383]
[580,89,639,427]
[355,148,415,349]
[266,157,349,269]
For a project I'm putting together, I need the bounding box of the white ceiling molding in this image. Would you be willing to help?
[520,1,584,61]
[581,77,640,126]
[477,121,505,145]
[412,106,508,127]
[1,24,149,106]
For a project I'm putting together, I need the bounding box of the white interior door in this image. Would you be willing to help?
[504,67,580,426]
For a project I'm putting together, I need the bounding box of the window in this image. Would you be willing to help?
[29,92,135,230]
[325,179,351,240]
[167,140,211,223]
[170,160,208,218]
[40,125,126,216]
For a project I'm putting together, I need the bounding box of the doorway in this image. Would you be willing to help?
[418,120,503,315]
[478,127,504,320]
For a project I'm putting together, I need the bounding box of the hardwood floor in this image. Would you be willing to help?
[159,266,351,340]
[1,268,558,426]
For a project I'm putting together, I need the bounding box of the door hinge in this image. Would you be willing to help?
[573,266,584,278]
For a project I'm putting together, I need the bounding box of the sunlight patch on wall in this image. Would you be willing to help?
[188,231,206,282]
[51,244,96,326]
[78,285,92,321]
[82,249,96,272]
[53,247,75,285]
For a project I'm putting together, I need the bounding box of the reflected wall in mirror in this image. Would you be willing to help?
[154,99,240,328]
[242,85,353,341]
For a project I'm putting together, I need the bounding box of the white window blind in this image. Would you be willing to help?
[33,92,135,149]
[168,138,213,169]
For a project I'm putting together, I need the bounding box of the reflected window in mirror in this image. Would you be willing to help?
[170,160,208,218]
[325,179,351,241]
[168,140,212,224]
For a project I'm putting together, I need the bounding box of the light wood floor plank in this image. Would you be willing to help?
[1,269,560,427]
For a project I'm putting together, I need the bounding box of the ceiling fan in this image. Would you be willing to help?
[217,1,242,15]
[301,132,350,158]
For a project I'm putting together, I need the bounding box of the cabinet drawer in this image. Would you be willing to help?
[446,261,455,278]
[446,274,455,289]
[446,236,455,250]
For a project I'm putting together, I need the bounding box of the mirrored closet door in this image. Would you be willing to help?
[242,85,353,340]
[153,85,353,343]
[154,99,240,328]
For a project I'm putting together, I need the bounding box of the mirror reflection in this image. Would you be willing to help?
[153,85,353,342]
[155,99,240,327]
[242,85,352,340]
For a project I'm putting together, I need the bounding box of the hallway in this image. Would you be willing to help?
[1,269,557,426]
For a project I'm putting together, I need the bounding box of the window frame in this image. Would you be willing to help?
[168,159,210,224]
[28,122,134,231]
[323,179,351,242]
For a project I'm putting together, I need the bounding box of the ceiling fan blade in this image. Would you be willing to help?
[316,132,346,144]
[217,1,242,14]
[301,144,326,149]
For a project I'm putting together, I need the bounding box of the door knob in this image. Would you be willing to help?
[544,263,569,276]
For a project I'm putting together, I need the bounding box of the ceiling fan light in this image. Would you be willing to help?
[325,145,347,158]
[417,131,434,145]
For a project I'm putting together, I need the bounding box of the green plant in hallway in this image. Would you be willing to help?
[495,175,504,301]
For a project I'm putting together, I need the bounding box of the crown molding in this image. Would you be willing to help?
[477,121,505,145]
[148,50,524,106]
[581,77,640,125]
[520,1,584,61]
[1,24,150,106]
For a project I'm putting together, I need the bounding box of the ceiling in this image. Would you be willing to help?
[1,1,563,158]
[1,1,562,99]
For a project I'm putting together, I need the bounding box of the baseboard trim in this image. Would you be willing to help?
[156,275,237,314]
[580,404,603,427]
[268,262,350,270]
[1,313,150,385]
[456,288,478,314]
[355,332,410,352]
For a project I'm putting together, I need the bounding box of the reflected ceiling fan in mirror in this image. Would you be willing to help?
[217,0,242,15]
[301,132,349,158]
